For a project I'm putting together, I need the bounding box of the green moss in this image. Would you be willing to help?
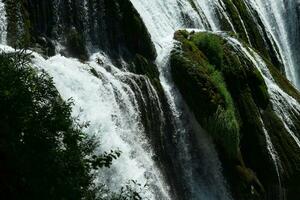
[173,30,300,200]
[191,33,224,67]
[171,31,240,159]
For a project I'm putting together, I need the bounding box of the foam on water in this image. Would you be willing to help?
[35,54,171,199]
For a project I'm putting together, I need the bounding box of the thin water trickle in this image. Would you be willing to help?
[0,0,7,44]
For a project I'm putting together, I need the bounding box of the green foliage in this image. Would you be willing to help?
[171,31,240,159]
[191,33,224,67]
[109,180,149,200]
[90,150,121,169]
[0,51,120,199]
[207,70,240,157]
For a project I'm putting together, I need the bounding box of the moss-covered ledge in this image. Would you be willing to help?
[170,30,300,200]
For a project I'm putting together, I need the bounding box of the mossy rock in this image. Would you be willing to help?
[262,106,300,199]
[171,30,240,159]
[263,58,300,103]
[170,30,300,199]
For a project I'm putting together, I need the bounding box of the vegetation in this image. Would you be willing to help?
[0,51,133,199]
[171,30,240,159]
[191,30,224,67]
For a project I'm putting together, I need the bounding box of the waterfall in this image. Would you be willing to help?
[32,53,172,199]
[129,1,300,198]
[0,0,6,44]
[1,0,300,199]
[130,1,233,199]
[225,36,300,198]
[245,0,300,87]
[0,44,171,199]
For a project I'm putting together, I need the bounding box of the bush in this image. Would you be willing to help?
[0,51,120,199]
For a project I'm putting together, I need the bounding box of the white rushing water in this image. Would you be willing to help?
[34,54,171,199]
[246,0,299,87]
[0,0,7,44]
[0,44,171,199]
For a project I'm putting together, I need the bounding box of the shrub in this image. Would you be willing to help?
[0,51,120,199]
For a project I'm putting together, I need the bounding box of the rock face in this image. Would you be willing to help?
[171,30,300,200]
[4,0,156,62]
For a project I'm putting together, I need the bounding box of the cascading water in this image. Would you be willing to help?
[130,1,234,199]
[129,0,300,199]
[226,36,300,199]
[31,49,172,199]
[245,0,300,87]
[0,43,172,199]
